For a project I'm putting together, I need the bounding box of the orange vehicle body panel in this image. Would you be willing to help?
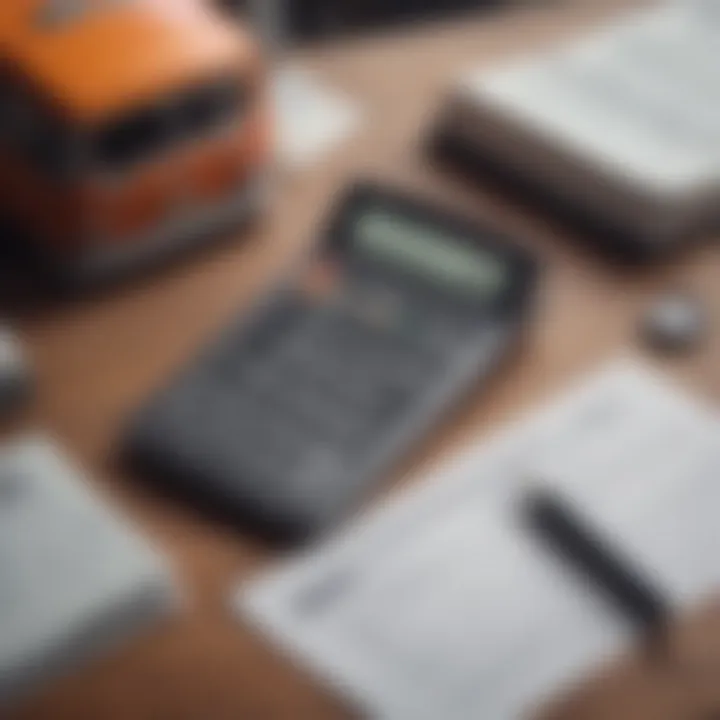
[0,0,256,123]
[82,103,271,242]
[0,0,270,269]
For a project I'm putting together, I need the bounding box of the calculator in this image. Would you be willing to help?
[124,183,538,543]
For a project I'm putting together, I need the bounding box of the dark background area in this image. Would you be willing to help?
[221,0,505,41]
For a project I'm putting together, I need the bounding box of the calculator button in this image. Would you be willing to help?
[271,382,366,446]
[348,289,406,332]
[294,446,344,487]
[322,371,388,413]
[214,295,312,376]
[226,413,306,480]
[286,392,357,440]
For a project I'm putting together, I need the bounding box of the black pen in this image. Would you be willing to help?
[521,487,673,639]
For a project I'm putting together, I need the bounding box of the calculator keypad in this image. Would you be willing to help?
[200,283,460,487]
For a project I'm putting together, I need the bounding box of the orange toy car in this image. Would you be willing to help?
[0,0,271,284]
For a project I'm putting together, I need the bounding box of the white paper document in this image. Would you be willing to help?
[237,359,720,719]
[273,67,362,169]
[0,437,177,705]
[462,1,720,193]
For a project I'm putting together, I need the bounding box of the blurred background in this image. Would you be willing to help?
[2,1,720,719]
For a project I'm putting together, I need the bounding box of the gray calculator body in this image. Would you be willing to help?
[125,184,538,543]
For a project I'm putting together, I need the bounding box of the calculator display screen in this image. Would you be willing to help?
[354,209,508,298]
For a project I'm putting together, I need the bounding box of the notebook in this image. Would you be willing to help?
[435,1,720,257]
[237,358,720,719]
[0,437,178,706]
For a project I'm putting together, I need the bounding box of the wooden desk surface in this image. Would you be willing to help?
[9,3,720,719]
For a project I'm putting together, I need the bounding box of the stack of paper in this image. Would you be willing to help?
[0,437,177,706]
[439,1,720,250]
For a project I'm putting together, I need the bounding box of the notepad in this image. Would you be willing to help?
[237,358,720,719]
[437,1,720,255]
[0,437,177,706]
